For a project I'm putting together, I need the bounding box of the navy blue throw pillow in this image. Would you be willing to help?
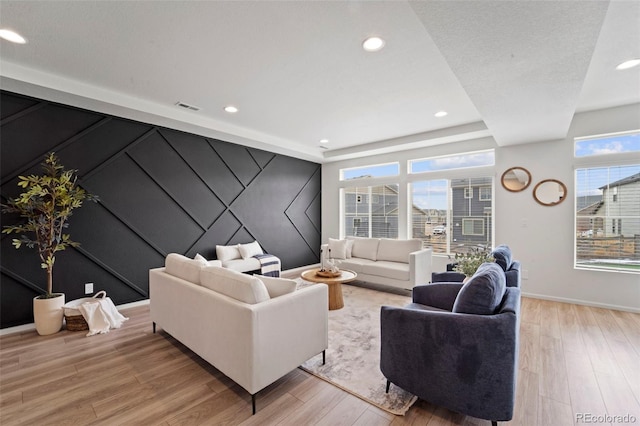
[452,262,506,315]
[491,244,512,271]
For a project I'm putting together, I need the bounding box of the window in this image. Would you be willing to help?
[575,163,640,273]
[479,187,492,201]
[409,150,494,174]
[575,131,640,157]
[410,176,493,254]
[343,184,399,238]
[341,162,399,180]
[462,218,485,235]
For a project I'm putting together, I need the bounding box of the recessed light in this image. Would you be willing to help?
[224,105,239,113]
[362,37,385,52]
[0,29,27,44]
[319,139,329,144]
[616,59,640,70]
[434,111,448,118]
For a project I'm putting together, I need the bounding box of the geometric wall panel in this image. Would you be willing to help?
[0,90,321,329]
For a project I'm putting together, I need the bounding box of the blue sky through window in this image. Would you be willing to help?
[412,180,448,210]
[341,163,399,180]
[410,151,494,173]
[575,132,640,157]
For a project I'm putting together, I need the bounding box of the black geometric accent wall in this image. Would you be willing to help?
[0,91,321,329]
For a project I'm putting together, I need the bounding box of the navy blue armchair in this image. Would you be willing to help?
[380,262,521,425]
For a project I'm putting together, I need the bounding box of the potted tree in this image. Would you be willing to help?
[2,152,98,335]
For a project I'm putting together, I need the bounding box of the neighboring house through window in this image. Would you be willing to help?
[574,130,640,273]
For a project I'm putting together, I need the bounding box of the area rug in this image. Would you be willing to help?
[298,280,417,415]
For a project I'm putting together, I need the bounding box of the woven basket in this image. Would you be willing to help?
[63,291,106,331]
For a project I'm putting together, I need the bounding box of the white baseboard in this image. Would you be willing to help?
[522,292,640,314]
[0,323,36,336]
[0,299,151,336]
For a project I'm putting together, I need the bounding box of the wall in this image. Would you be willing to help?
[322,103,640,312]
[0,91,322,328]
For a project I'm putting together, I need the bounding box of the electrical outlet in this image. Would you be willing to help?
[85,282,94,294]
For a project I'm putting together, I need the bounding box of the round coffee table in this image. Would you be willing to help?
[300,268,357,310]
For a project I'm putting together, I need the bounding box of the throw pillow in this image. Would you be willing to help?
[491,245,512,271]
[216,244,241,262]
[328,238,348,259]
[349,237,380,261]
[345,239,354,258]
[165,253,205,284]
[255,275,297,298]
[452,262,506,315]
[200,266,270,304]
[194,253,208,263]
[238,241,264,259]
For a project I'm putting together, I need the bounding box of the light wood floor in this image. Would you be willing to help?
[1,297,639,426]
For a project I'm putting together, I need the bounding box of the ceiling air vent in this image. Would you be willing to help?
[175,101,201,112]
[319,145,329,150]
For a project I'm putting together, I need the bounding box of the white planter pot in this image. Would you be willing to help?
[33,293,65,335]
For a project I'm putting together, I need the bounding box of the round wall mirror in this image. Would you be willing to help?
[501,167,532,192]
[533,179,567,206]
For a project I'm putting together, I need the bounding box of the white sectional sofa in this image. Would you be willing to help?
[149,253,328,414]
[321,237,432,291]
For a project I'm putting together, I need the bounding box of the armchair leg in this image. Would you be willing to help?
[252,394,256,415]
[152,322,156,333]
[491,422,497,426]
[386,380,391,393]
[322,350,326,365]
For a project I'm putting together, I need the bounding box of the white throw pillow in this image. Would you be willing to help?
[216,245,241,261]
[346,239,354,258]
[200,266,270,304]
[328,238,348,259]
[238,241,264,259]
[165,253,206,284]
[194,253,207,262]
[255,275,297,298]
[350,237,380,261]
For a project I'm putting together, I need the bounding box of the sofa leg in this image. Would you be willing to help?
[152,322,156,333]
[322,350,326,365]
[491,422,497,426]
[252,394,256,415]
[386,380,391,393]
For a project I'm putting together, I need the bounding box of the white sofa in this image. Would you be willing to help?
[149,253,328,414]
[321,237,432,290]
[215,241,279,275]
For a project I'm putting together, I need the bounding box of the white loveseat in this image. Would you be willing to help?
[321,237,432,291]
[149,253,328,413]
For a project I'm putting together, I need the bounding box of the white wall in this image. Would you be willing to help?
[322,103,640,312]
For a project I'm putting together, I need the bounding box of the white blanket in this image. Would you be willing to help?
[78,298,129,337]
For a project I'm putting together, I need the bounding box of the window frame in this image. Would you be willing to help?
[462,218,485,236]
[340,162,400,181]
[573,133,640,274]
[479,186,492,201]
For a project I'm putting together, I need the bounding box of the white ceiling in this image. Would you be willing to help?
[0,1,638,162]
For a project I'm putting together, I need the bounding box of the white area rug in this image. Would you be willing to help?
[299,281,417,415]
